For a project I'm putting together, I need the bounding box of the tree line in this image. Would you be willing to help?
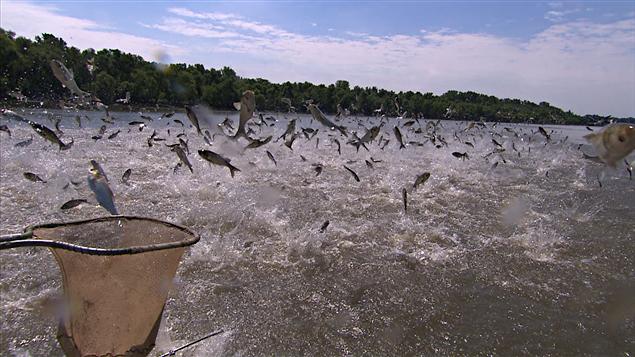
[0,28,628,125]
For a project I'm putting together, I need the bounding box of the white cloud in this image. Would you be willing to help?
[0,1,184,59]
[151,10,635,116]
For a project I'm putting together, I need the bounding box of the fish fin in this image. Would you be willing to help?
[233,102,241,111]
[229,165,241,178]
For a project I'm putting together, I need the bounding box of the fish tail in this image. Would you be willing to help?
[399,143,405,149]
[229,164,241,178]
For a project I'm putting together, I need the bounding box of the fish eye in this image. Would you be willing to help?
[618,136,625,142]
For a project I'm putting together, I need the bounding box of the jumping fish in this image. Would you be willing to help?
[538,126,551,141]
[285,133,298,150]
[60,199,87,210]
[319,220,330,233]
[413,172,431,190]
[172,145,193,173]
[27,120,71,150]
[107,130,121,139]
[332,138,341,155]
[278,119,296,141]
[14,136,33,148]
[198,150,241,177]
[88,165,118,215]
[246,135,272,149]
[584,124,635,167]
[343,165,360,182]
[452,152,469,160]
[23,172,46,183]
[393,126,405,149]
[49,59,90,98]
[233,90,256,139]
[121,169,132,185]
[402,188,408,213]
[266,150,277,166]
[184,106,202,135]
[307,104,348,137]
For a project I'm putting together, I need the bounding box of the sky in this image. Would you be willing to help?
[1,0,634,117]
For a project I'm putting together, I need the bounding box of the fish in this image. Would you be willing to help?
[23,172,46,183]
[87,166,118,215]
[452,152,469,160]
[233,90,256,139]
[314,164,323,176]
[90,160,109,182]
[98,125,107,135]
[363,126,381,142]
[307,104,348,137]
[284,133,298,150]
[370,157,382,163]
[365,160,373,169]
[464,141,474,148]
[538,126,551,141]
[278,119,296,141]
[343,165,360,182]
[300,155,307,162]
[107,130,121,139]
[332,138,342,155]
[625,159,632,180]
[75,115,82,128]
[266,150,277,166]
[586,126,594,131]
[60,199,87,210]
[492,138,503,148]
[173,119,185,127]
[246,135,272,149]
[172,145,193,173]
[185,106,202,135]
[393,126,405,149]
[162,112,175,119]
[128,121,145,126]
[413,172,431,190]
[92,135,103,141]
[402,120,416,127]
[26,120,71,150]
[583,124,635,167]
[49,59,90,98]
[319,220,330,233]
[14,136,33,148]
[402,188,408,213]
[198,150,241,177]
[179,137,190,154]
[121,169,132,185]
[0,125,11,136]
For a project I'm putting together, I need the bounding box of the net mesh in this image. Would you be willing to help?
[30,217,194,357]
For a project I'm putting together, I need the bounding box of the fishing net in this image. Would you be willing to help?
[0,216,199,357]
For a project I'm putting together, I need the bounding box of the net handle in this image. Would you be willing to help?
[0,215,199,255]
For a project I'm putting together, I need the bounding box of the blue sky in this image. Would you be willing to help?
[2,1,634,116]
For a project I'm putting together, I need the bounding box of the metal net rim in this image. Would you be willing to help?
[0,215,200,255]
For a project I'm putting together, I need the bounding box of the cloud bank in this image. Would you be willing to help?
[150,7,635,116]
[1,1,183,60]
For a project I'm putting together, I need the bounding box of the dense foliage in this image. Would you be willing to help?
[0,29,624,124]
